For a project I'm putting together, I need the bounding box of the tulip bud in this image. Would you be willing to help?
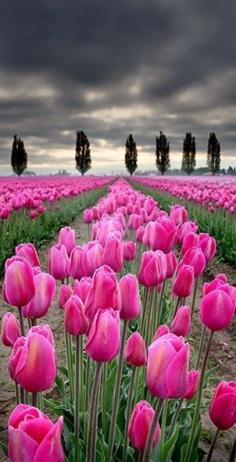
[3,256,35,307]
[166,251,177,279]
[69,246,89,280]
[73,277,92,303]
[119,274,141,320]
[138,251,167,287]
[147,334,190,398]
[171,305,191,337]
[85,309,120,362]
[181,233,199,256]
[149,218,177,254]
[58,226,76,256]
[209,380,236,430]
[172,264,194,298]
[199,235,217,263]
[22,272,56,319]
[9,325,56,392]
[181,247,206,277]
[153,324,170,341]
[83,208,93,224]
[183,369,200,399]
[8,404,64,462]
[125,332,147,367]
[59,284,73,309]
[102,236,123,272]
[64,295,88,336]
[1,312,20,347]
[128,400,161,451]
[48,244,69,281]
[15,243,40,267]
[123,241,137,261]
[200,289,234,331]
[170,205,188,225]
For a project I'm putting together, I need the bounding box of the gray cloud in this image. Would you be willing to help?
[0,0,235,173]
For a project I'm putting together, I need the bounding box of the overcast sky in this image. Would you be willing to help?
[0,0,236,174]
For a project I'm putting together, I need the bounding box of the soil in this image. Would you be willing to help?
[0,212,236,462]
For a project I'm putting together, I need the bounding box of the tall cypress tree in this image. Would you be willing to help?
[11,134,28,176]
[125,134,138,175]
[182,132,196,175]
[75,130,91,175]
[207,132,221,175]
[155,131,170,175]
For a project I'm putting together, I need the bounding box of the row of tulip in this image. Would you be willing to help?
[1,178,236,461]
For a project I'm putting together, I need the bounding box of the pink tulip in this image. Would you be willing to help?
[171,305,191,337]
[170,205,188,225]
[149,218,177,254]
[199,235,217,263]
[124,332,147,366]
[147,334,190,398]
[48,244,69,280]
[83,208,93,224]
[172,264,194,298]
[200,289,234,331]
[123,240,137,261]
[102,236,123,272]
[3,256,35,307]
[183,369,200,399]
[15,243,40,267]
[128,401,161,451]
[1,312,20,347]
[209,381,236,430]
[136,226,145,243]
[58,226,76,256]
[8,404,64,462]
[64,295,88,336]
[9,325,56,392]
[138,251,167,287]
[119,274,141,320]
[59,284,73,309]
[85,265,121,322]
[166,251,177,279]
[73,277,92,303]
[69,246,89,280]
[181,233,199,256]
[153,324,170,341]
[85,309,120,362]
[181,247,206,277]
[22,272,56,319]
[86,241,103,276]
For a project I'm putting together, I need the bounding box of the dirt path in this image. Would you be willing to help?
[0,213,236,461]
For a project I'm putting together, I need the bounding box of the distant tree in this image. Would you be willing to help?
[207,132,221,175]
[182,132,196,175]
[11,134,27,176]
[155,131,170,175]
[125,134,138,175]
[75,130,91,175]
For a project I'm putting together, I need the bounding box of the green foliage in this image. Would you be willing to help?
[182,132,196,175]
[0,186,107,275]
[156,131,170,175]
[11,134,28,176]
[207,132,221,175]
[75,131,91,175]
[125,134,138,175]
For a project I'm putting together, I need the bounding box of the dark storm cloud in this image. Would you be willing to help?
[0,0,235,172]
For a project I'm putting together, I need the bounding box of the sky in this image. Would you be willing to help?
[0,0,236,175]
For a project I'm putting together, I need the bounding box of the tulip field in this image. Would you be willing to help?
[1,176,236,462]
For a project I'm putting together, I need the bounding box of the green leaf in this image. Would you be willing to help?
[151,425,179,462]
[0,441,8,456]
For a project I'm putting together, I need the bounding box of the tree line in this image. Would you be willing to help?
[10,130,221,176]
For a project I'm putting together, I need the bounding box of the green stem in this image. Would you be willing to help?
[169,398,183,436]
[85,356,91,412]
[18,307,25,336]
[74,335,81,462]
[173,296,181,319]
[79,335,83,412]
[15,381,19,405]
[196,326,206,369]
[191,277,198,318]
[107,319,129,462]
[206,428,220,462]
[86,362,102,462]
[101,363,107,438]
[160,401,168,462]
[65,329,74,401]
[184,331,214,462]
[32,392,37,407]
[229,433,236,462]
[141,398,164,462]
[123,366,137,461]
[20,386,25,404]
[156,280,166,329]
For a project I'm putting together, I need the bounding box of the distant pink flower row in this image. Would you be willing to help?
[0,176,112,219]
[135,176,236,213]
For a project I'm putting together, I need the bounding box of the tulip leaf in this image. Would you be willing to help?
[151,424,179,462]
[0,441,8,456]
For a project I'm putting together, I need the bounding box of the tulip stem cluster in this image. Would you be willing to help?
[86,362,103,462]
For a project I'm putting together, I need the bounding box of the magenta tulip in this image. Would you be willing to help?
[199,234,217,263]
[171,305,191,337]
[124,332,147,367]
[73,277,92,303]
[85,309,120,362]
[153,324,170,341]
[181,247,206,277]
[172,264,194,298]
[166,251,177,279]
[64,295,88,336]
[22,272,56,319]
[3,256,35,307]
[102,236,123,272]
[59,284,73,309]
[48,244,69,281]
[15,243,40,267]
[128,401,161,451]
[147,334,190,398]
[69,245,89,280]
[8,404,64,462]
[1,312,20,347]
[123,240,137,261]
[200,289,234,331]
[119,274,141,320]
[149,217,177,254]
[209,381,236,430]
[58,226,76,256]
[183,369,200,399]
